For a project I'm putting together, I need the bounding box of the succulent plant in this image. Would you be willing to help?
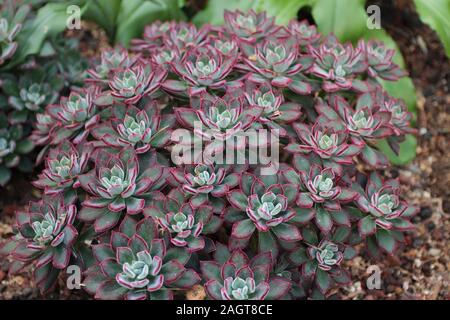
[91,101,174,154]
[244,83,301,135]
[223,10,279,43]
[175,89,262,143]
[241,38,313,94]
[0,118,34,185]
[32,141,92,196]
[285,20,321,47]
[309,35,366,92]
[167,22,210,51]
[355,172,418,233]
[77,148,165,232]
[359,40,407,81]
[202,244,291,300]
[0,195,78,292]
[380,94,415,136]
[170,163,241,212]
[144,188,222,252]
[29,112,52,145]
[226,172,301,258]
[317,95,392,141]
[83,216,200,300]
[0,1,30,66]
[2,67,63,124]
[87,47,138,83]
[130,21,173,53]
[45,85,101,145]
[285,120,362,173]
[107,62,167,104]
[165,44,237,95]
[1,11,418,300]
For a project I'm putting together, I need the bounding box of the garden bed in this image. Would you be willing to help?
[0,0,448,300]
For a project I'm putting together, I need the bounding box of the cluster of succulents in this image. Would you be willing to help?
[0,18,88,186]
[1,10,418,299]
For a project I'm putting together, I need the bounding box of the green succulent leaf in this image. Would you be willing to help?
[376,229,396,255]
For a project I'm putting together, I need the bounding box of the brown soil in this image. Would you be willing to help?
[334,0,449,300]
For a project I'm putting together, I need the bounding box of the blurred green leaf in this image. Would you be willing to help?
[115,0,185,46]
[193,0,313,26]
[82,0,122,40]
[0,166,12,187]
[252,0,312,25]
[377,134,417,166]
[193,0,254,26]
[413,0,450,58]
[82,0,185,46]
[311,0,367,42]
[16,139,34,154]
[6,2,87,69]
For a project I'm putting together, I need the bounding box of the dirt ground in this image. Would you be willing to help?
[335,0,449,300]
[0,0,448,300]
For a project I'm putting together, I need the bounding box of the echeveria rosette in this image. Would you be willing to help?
[353,172,418,256]
[83,217,200,300]
[316,95,395,168]
[46,85,101,145]
[226,172,301,258]
[131,22,209,55]
[2,67,63,125]
[91,101,174,154]
[308,35,367,92]
[381,95,415,136]
[144,188,222,252]
[285,20,321,47]
[0,121,34,186]
[208,35,240,57]
[0,195,78,293]
[285,121,362,175]
[244,83,301,136]
[150,46,182,70]
[286,234,353,297]
[282,153,357,234]
[223,9,280,43]
[87,47,138,83]
[165,44,237,96]
[298,165,357,212]
[9,82,57,113]
[176,89,262,145]
[30,113,53,145]
[358,40,407,81]
[303,240,350,295]
[317,95,393,141]
[107,63,167,104]
[78,148,164,233]
[130,21,174,53]
[0,125,17,167]
[170,163,241,212]
[167,22,210,51]
[241,38,313,95]
[33,141,91,196]
[202,244,291,300]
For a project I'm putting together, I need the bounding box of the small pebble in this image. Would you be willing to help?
[428,248,441,257]
[419,206,432,220]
